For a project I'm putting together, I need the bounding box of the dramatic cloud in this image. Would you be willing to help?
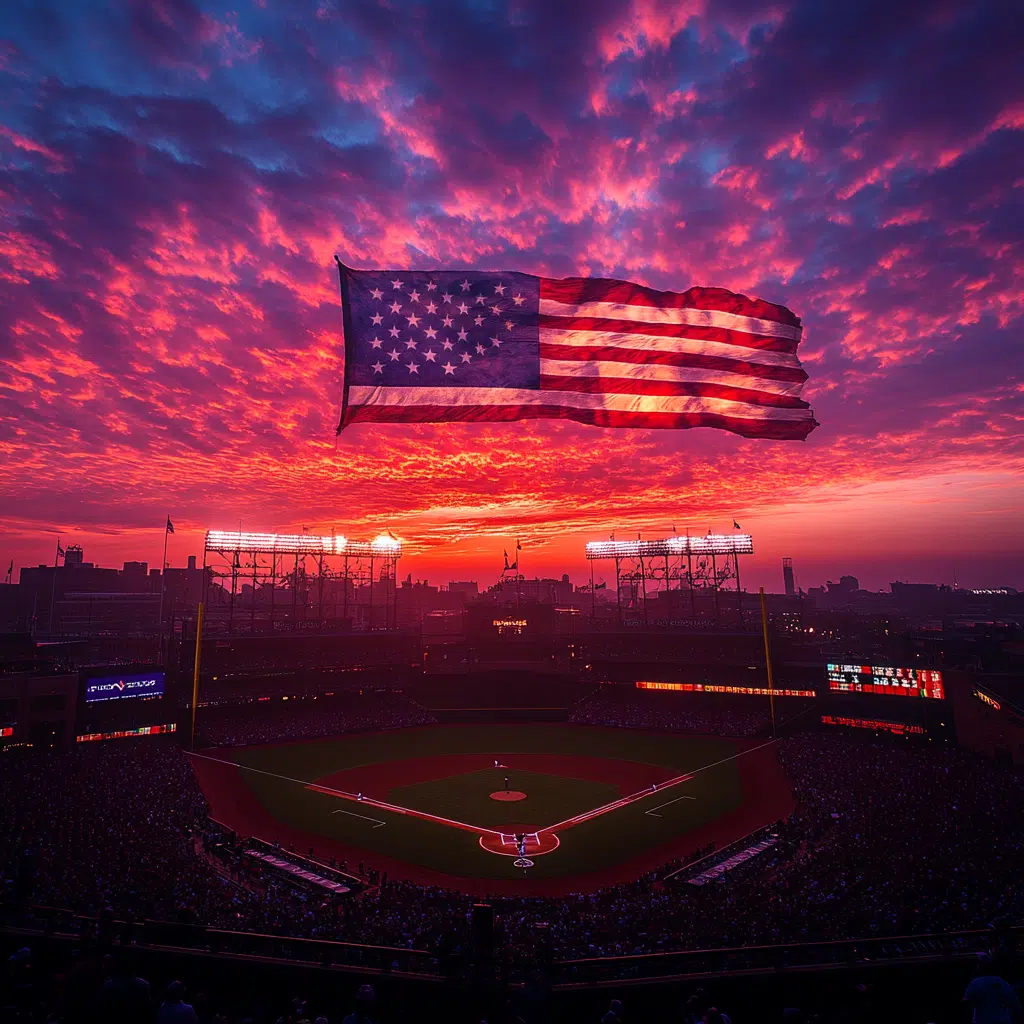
[1,0,1021,589]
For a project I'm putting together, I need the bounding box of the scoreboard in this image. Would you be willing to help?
[827,663,945,700]
[84,671,165,703]
[77,664,175,744]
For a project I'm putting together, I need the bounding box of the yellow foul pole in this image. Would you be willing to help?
[190,602,204,751]
[759,587,776,738]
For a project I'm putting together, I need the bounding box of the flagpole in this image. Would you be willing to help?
[334,255,352,435]
[158,516,170,660]
[48,536,60,635]
[516,540,522,614]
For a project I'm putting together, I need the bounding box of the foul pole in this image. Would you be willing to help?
[190,601,205,751]
[759,587,776,738]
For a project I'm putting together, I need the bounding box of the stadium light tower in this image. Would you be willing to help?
[585,532,753,627]
[202,529,402,633]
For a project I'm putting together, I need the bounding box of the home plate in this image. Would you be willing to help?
[479,828,559,857]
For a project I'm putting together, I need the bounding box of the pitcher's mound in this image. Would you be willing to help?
[490,790,527,802]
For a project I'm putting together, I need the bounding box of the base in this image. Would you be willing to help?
[479,828,560,858]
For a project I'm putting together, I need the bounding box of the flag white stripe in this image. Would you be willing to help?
[539,298,802,341]
[539,327,803,369]
[347,386,814,422]
[538,359,807,397]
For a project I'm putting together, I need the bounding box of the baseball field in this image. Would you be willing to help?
[190,723,793,895]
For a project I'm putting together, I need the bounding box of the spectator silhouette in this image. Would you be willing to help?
[157,981,200,1024]
[342,984,376,1024]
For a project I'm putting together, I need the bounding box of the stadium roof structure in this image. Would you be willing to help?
[585,534,753,560]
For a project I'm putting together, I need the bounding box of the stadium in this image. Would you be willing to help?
[2,529,1023,1023]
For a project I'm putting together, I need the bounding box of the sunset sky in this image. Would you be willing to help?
[1,0,1021,592]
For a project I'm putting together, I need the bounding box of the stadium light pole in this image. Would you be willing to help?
[734,551,743,624]
[342,552,349,625]
[686,540,695,618]
[759,587,776,739]
[190,601,205,751]
[638,551,648,626]
[251,555,258,632]
[711,551,720,621]
[614,556,622,627]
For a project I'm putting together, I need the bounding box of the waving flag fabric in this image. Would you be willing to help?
[336,264,817,440]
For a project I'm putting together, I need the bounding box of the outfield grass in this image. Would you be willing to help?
[221,724,750,881]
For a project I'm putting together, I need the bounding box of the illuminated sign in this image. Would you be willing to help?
[76,723,177,743]
[493,618,527,635]
[0,726,13,738]
[826,664,944,700]
[973,688,1001,711]
[820,715,925,736]
[636,681,816,698]
[85,672,165,703]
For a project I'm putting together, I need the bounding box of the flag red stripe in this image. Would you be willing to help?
[538,315,800,352]
[539,277,801,328]
[344,403,816,439]
[538,374,810,408]
[538,342,808,383]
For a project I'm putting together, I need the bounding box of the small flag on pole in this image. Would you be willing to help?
[734,521,741,530]
[56,540,65,558]
[166,517,175,535]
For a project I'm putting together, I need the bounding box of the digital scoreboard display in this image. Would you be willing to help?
[820,715,926,736]
[637,681,816,698]
[826,664,944,700]
[84,671,165,703]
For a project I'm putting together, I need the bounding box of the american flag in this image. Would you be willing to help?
[336,264,817,440]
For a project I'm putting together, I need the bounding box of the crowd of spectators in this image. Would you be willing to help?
[194,692,436,748]
[3,728,1023,968]
[568,690,815,737]
[5,941,1020,1024]
[0,739,251,925]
